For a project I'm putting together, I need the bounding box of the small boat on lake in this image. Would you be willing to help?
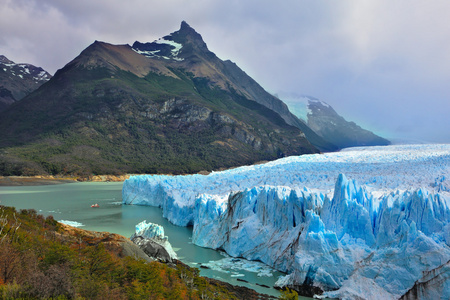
[91,203,99,208]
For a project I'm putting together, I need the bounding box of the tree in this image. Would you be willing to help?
[279,287,298,300]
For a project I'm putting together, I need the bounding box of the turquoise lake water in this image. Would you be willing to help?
[0,181,314,298]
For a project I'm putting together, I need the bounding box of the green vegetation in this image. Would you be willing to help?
[0,62,316,177]
[278,288,298,300]
[0,205,247,299]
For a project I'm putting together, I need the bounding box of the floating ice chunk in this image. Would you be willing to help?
[59,220,84,227]
[200,255,275,277]
[131,220,177,260]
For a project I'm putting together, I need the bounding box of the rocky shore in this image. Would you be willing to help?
[59,223,276,300]
[0,174,131,186]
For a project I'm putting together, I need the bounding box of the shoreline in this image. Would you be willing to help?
[0,174,131,186]
[0,160,273,187]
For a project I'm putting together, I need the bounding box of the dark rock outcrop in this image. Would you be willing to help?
[131,235,173,263]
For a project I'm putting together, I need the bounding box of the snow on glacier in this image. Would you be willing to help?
[122,144,450,299]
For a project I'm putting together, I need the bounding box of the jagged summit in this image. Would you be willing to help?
[173,21,208,48]
[177,20,199,38]
[131,23,335,153]
[180,20,191,30]
[132,21,209,62]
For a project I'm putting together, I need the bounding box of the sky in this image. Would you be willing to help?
[1,0,449,143]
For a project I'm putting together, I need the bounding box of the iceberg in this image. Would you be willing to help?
[131,221,177,262]
[122,144,450,299]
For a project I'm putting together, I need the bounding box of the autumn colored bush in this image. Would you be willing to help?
[0,205,241,299]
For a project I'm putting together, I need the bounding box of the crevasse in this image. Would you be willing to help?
[122,144,450,299]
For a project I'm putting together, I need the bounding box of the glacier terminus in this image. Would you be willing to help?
[122,144,450,299]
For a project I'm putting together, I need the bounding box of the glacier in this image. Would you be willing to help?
[122,144,450,299]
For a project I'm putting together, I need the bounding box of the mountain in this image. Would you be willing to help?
[281,94,390,149]
[0,22,319,177]
[0,55,51,112]
[132,22,336,153]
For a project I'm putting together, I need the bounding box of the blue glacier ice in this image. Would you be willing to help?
[122,144,450,299]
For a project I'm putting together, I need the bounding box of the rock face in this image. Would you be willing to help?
[130,221,177,263]
[131,236,173,263]
[0,55,51,112]
[282,94,390,149]
[0,22,319,177]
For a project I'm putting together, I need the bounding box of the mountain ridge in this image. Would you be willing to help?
[281,94,390,149]
[0,55,51,112]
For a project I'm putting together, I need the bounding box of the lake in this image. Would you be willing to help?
[0,181,316,298]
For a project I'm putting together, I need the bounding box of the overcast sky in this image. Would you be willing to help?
[1,0,449,143]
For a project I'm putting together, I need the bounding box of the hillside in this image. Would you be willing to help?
[0,22,319,177]
[0,205,271,299]
[0,55,51,112]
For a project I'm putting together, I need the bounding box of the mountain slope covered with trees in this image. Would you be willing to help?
[0,22,319,177]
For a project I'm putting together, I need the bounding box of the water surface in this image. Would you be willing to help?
[0,182,311,298]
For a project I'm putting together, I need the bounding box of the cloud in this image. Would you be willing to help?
[0,0,93,72]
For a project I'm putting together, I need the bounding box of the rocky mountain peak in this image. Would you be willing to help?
[179,20,194,33]
[0,54,52,112]
[176,21,204,42]
[172,21,208,50]
[132,21,209,62]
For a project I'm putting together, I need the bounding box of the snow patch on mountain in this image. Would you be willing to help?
[122,144,450,299]
[132,36,184,61]
[279,94,331,122]
[279,95,311,121]
[155,38,183,57]
[0,55,51,82]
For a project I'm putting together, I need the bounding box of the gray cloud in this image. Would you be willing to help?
[1,0,449,143]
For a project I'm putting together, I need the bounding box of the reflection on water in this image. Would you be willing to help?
[0,182,315,299]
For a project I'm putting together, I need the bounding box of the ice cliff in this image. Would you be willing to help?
[122,144,450,299]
